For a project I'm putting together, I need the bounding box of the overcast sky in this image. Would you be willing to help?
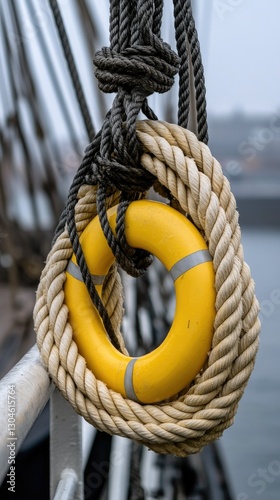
[195,0,280,115]
[95,0,280,117]
[1,0,279,136]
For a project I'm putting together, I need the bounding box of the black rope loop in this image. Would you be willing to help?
[83,87,156,279]
[91,155,155,193]
[66,192,122,352]
[96,184,153,278]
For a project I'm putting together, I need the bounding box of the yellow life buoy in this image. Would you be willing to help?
[64,200,215,404]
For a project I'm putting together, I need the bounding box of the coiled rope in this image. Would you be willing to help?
[34,119,260,456]
[34,0,260,457]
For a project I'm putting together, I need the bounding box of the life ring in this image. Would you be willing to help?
[64,200,215,404]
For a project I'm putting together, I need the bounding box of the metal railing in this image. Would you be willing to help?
[0,344,88,499]
[0,344,235,500]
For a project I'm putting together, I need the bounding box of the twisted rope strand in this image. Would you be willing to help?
[184,0,208,143]
[173,0,190,129]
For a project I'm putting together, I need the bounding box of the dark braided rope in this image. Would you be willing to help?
[131,1,140,46]
[184,0,208,144]
[153,0,164,38]
[128,442,145,500]
[173,0,190,129]
[48,0,95,141]
[119,0,131,50]
[109,0,121,51]
[172,0,208,142]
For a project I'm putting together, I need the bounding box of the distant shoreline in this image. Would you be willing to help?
[236,196,280,227]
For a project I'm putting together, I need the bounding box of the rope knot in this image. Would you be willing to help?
[90,155,155,193]
[120,243,153,278]
[93,44,180,96]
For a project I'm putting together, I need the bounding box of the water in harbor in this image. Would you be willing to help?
[220,228,280,500]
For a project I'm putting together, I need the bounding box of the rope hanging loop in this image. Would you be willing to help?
[64,199,216,404]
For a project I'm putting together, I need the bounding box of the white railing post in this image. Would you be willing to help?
[0,345,54,485]
[50,388,84,499]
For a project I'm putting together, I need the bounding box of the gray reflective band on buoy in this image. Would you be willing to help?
[66,260,105,285]
[170,249,212,282]
[124,358,141,403]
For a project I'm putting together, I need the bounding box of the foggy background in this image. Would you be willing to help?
[0,1,279,499]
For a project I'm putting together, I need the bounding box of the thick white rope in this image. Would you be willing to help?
[34,121,260,456]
